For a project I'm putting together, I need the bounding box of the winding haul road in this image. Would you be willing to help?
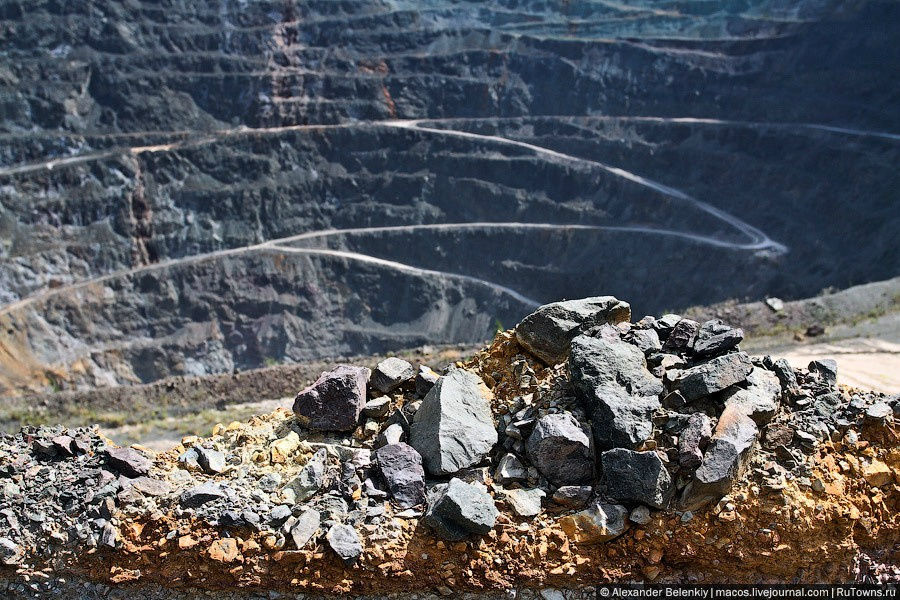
[2,115,896,315]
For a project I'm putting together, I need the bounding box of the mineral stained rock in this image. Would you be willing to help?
[559,500,629,544]
[104,447,152,478]
[526,412,593,486]
[293,365,370,431]
[374,443,426,509]
[515,296,631,364]
[409,369,497,476]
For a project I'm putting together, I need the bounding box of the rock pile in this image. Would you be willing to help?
[0,295,897,593]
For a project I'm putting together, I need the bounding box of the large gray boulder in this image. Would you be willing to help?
[370,357,415,394]
[601,449,674,509]
[409,369,497,476]
[569,335,663,450]
[293,365,369,431]
[675,352,753,402]
[373,443,426,508]
[526,413,593,486]
[422,478,499,541]
[514,297,631,364]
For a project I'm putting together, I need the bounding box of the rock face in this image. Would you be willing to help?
[370,358,415,394]
[675,352,753,402]
[526,413,593,486]
[373,443,426,509]
[559,501,629,544]
[423,478,499,541]
[569,335,663,449]
[409,369,497,476]
[601,449,674,509]
[293,366,370,431]
[514,297,631,364]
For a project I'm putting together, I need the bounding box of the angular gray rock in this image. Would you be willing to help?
[179,482,226,508]
[675,352,753,401]
[493,453,527,484]
[569,335,663,450]
[809,359,838,387]
[601,449,674,509]
[569,335,664,399]
[362,396,392,419]
[195,446,226,474]
[722,367,782,425]
[289,509,321,549]
[375,422,405,448]
[551,485,593,508]
[514,296,631,364]
[680,404,759,510]
[287,448,327,502]
[626,328,662,354]
[370,357,415,394]
[693,320,744,357]
[678,413,712,469]
[526,413,593,486]
[293,365,369,431]
[409,369,497,476]
[662,318,699,352]
[326,523,363,565]
[771,358,800,396]
[104,447,152,478]
[415,365,440,397]
[373,443,426,508]
[422,478,499,541]
[502,487,546,517]
[559,500,628,544]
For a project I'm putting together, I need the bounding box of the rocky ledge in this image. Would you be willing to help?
[1,297,897,597]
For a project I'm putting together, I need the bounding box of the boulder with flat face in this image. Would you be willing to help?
[601,449,673,509]
[293,365,369,431]
[675,352,753,402]
[526,413,593,486]
[422,478,499,541]
[569,335,663,450]
[409,369,497,476]
[680,403,759,510]
[374,442,426,508]
[515,297,631,364]
[370,357,415,394]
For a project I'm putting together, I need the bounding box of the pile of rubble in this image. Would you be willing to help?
[1,297,897,595]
